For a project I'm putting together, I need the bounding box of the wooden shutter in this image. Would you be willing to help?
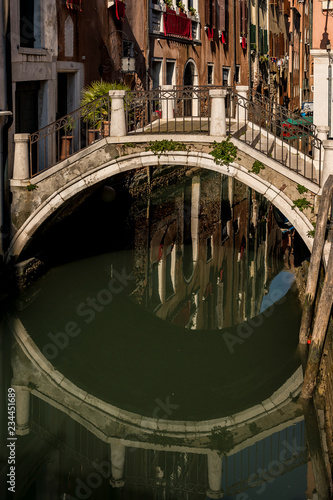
[250,23,256,49]
[205,0,211,26]
[264,29,268,53]
[269,32,273,57]
[211,0,216,29]
[283,0,290,16]
[241,0,247,35]
[219,0,226,32]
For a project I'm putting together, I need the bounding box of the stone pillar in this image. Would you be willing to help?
[12,385,30,435]
[161,85,174,120]
[236,85,249,123]
[314,126,329,163]
[209,89,227,137]
[109,90,126,137]
[322,140,333,187]
[206,452,224,499]
[13,134,30,180]
[110,441,125,487]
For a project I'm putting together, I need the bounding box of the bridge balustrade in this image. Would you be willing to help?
[18,86,322,186]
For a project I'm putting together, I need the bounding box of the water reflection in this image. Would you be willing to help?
[1,167,323,499]
[130,172,294,329]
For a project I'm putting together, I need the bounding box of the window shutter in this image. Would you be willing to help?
[240,1,248,35]
[264,29,268,53]
[211,0,216,29]
[205,0,211,25]
[259,28,263,53]
[269,32,273,57]
[219,0,226,32]
[250,23,256,48]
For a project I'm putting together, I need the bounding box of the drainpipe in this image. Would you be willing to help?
[0,0,12,260]
[146,0,150,90]
[248,0,251,90]
[233,0,237,87]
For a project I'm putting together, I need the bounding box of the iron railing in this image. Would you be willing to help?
[126,86,212,134]
[228,90,321,185]
[28,86,321,185]
[248,89,316,134]
[29,93,111,176]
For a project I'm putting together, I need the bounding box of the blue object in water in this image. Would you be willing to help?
[260,271,296,313]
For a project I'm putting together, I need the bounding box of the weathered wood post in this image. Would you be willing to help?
[299,174,333,344]
[109,90,126,138]
[209,89,227,137]
[301,237,333,399]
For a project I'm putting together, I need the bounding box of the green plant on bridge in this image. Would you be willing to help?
[249,422,262,435]
[251,160,265,174]
[26,183,38,191]
[209,426,234,457]
[80,81,131,129]
[209,137,238,167]
[297,184,308,195]
[307,222,316,238]
[292,198,311,212]
[146,139,187,158]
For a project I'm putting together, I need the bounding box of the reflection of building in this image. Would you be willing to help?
[1,327,311,500]
[130,168,290,329]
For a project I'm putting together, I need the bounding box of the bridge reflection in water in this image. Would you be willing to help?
[1,168,328,499]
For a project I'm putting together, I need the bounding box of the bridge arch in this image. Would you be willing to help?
[7,151,314,261]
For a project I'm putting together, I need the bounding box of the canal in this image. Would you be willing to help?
[0,166,328,499]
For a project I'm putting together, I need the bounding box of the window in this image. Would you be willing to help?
[235,65,240,83]
[151,59,163,88]
[122,40,135,73]
[166,60,176,85]
[206,237,213,262]
[207,63,214,84]
[20,0,42,48]
[222,67,230,86]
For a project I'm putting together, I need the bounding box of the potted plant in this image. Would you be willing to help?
[188,6,197,16]
[80,80,131,140]
[176,0,185,12]
[164,0,173,9]
[60,115,76,160]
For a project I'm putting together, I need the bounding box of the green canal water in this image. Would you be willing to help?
[1,168,325,499]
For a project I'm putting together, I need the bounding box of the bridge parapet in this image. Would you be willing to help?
[15,86,324,186]
[8,134,322,262]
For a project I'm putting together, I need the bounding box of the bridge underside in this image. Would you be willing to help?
[8,136,318,262]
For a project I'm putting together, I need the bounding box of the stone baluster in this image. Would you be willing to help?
[161,85,174,120]
[109,90,127,138]
[110,441,125,487]
[13,134,30,180]
[209,89,227,137]
[236,85,249,123]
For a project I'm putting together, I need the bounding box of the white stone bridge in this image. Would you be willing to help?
[8,86,333,261]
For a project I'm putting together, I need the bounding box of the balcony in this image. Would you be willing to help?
[150,1,200,42]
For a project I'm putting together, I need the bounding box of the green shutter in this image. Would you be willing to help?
[259,28,264,54]
[250,23,256,43]
[264,29,268,54]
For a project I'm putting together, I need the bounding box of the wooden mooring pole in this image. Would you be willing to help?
[299,175,333,344]
[301,239,333,399]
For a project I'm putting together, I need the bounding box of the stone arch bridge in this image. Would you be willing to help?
[8,87,333,261]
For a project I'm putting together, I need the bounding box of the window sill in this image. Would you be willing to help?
[18,47,48,56]
[150,31,201,44]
